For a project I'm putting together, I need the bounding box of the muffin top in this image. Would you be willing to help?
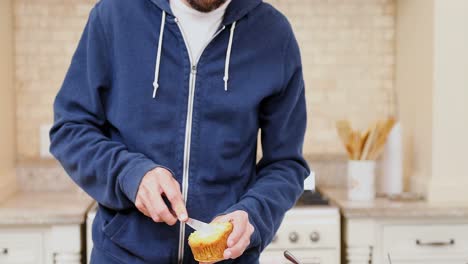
[188,222,233,246]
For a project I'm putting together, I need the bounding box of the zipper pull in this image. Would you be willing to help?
[191,65,197,74]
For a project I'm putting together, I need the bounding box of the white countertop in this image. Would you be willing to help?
[321,187,468,219]
[0,191,94,225]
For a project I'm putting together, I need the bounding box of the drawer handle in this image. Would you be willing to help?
[415,239,455,247]
[1,248,8,255]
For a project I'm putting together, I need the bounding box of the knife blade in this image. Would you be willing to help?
[186,218,214,232]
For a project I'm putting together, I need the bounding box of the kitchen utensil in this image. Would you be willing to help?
[360,128,370,156]
[336,117,395,161]
[186,218,214,232]
[369,118,396,160]
[352,131,362,160]
[360,123,378,160]
[284,250,302,264]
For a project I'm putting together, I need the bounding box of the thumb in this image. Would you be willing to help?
[173,200,188,222]
[211,213,231,223]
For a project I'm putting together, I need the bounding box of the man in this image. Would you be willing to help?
[50,0,309,263]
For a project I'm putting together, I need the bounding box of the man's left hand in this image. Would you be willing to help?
[200,210,254,264]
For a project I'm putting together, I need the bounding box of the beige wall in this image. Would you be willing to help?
[0,0,17,200]
[396,0,468,201]
[428,0,468,202]
[14,0,396,161]
[395,0,433,193]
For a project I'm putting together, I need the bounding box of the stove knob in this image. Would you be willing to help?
[309,231,320,243]
[289,232,299,243]
[272,235,278,243]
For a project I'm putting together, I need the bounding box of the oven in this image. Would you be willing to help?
[260,191,341,264]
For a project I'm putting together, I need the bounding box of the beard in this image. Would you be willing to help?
[186,0,227,12]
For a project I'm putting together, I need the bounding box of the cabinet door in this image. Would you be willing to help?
[0,230,44,264]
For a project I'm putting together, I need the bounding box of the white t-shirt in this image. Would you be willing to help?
[170,0,231,62]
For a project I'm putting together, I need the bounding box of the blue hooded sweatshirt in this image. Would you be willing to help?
[50,0,309,263]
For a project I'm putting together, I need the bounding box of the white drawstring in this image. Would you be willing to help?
[223,21,236,91]
[153,11,166,98]
[153,14,237,95]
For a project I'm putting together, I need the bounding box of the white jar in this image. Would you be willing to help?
[347,160,376,201]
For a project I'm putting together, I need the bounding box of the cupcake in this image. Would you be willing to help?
[188,222,233,262]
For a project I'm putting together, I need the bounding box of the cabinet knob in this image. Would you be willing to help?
[289,232,299,243]
[1,248,8,255]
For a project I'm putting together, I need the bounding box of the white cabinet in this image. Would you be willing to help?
[344,219,468,264]
[321,187,468,264]
[0,230,43,264]
[86,204,97,264]
[0,225,82,264]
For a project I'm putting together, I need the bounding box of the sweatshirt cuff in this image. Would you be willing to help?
[219,197,262,250]
[119,158,159,203]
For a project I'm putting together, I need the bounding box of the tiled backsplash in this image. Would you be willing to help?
[270,0,396,154]
[16,156,348,191]
[14,0,96,161]
[14,0,396,161]
[16,163,76,192]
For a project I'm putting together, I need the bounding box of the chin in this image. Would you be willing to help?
[187,0,227,13]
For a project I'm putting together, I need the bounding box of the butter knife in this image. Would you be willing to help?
[186,218,214,232]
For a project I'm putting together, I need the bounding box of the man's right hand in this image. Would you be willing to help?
[135,167,188,225]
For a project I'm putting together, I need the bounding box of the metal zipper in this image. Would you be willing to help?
[174,17,226,264]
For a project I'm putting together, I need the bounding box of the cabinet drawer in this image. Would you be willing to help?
[0,230,43,264]
[383,224,468,260]
[260,249,338,264]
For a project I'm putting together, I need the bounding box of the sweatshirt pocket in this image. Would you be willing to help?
[101,210,177,263]
[102,212,129,239]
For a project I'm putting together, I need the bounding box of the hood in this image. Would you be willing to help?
[148,0,263,25]
[150,0,262,97]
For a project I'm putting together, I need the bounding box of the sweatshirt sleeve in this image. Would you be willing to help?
[220,30,310,251]
[50,6,159,210]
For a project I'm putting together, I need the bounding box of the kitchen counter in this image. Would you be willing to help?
[320,187,468,219]
[0,191,94,225]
